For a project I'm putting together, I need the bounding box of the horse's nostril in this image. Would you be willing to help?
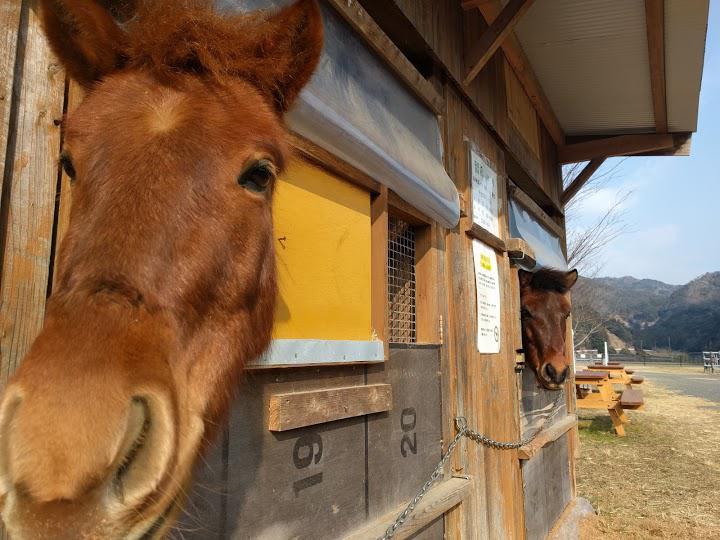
[560,366,569,382]
[543,363,557,381]
[111,394,174,506]
[542,363,568,385]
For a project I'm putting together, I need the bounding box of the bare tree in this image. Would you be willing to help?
[564,159,634,349]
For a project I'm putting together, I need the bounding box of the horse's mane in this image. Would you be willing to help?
[526,268,576,293]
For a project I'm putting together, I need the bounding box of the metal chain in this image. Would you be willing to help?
[378,389,565,540]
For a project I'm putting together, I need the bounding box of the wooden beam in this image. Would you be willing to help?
[517,414,577,460]
[290,134,381,194]
[343,478,472,540]
[506,238,536,269]
[475,1,565,146]
[645,0,668,133]
[558,133,675,164]
[325,0,444,114]
[637,133,692,156]
[561,158,605,206]
[268,384,393,431]
[464,0,535,86]
[371,186,389,359]
[463,217,507,253]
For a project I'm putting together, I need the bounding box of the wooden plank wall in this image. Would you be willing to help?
[176,347,446,539]
[442,74,525,539]
[0,1,65,386]
[391,0,562,209]
[388,2,572,538]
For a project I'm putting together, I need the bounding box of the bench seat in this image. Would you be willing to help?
[575,370,609,380]
[630,375,644,384]
[620,389,644,409]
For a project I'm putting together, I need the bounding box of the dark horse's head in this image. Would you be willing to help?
[519,268,578,390]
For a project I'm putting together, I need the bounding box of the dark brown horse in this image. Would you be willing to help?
[519,268,578,390]
[0,1,322,537]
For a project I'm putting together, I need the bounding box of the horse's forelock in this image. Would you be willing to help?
[528,268,576,293]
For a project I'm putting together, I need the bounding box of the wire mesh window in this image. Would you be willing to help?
[388,216,416,343]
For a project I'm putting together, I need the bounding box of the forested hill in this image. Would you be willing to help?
[573,272,720,352]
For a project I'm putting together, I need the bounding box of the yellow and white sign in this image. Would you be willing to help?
[472,239,501,354]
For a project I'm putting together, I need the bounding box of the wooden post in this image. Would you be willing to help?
[371,186,389,359]
[464,0,535,86]
[645,0,668,133]
[561,158,605,206]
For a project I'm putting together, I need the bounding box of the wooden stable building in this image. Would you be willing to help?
[0,0,709,538]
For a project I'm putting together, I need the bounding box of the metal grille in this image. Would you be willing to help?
[388,217,416,343]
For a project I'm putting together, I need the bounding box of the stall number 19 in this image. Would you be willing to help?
[293,431,323,495]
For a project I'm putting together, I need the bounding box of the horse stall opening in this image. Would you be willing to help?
[1,0,708,538]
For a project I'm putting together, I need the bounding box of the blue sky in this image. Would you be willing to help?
[569,2,719,285]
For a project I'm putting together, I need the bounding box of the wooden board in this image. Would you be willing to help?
[504,60,540,158]
[0,2,65,387]
[517,414,577,460]
[521,434,572,540]
[367,345,443,540]
[268,383,393,432]
[0,0,22,200]
[344,478,471,540]
[520,366,568,437]
[225,366,368,539]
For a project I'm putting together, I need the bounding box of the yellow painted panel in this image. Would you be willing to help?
[272,160,372,340]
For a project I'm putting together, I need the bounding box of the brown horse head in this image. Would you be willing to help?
[0,1,322,537]
[519,268,578,390]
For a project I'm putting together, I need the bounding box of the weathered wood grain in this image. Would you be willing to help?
[0,0,22,203]
[366,346,443,528]
[343,477,472,540]
[0,2,65,387]
[645,0,667,133]
[521,435,572,540]
[517,414,577,460]
[268,383,393,432]
[464,0,535,86]
[225,366,368,539]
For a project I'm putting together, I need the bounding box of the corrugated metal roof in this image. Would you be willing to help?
[512,0,708,137]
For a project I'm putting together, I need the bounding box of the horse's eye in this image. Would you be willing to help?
[59,152,76,180]
[521,308,533,320]
[238,159,275,193]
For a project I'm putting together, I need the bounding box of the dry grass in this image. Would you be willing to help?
[577,367,720,539]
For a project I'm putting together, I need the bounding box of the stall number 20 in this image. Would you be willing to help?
[400,407,417,457]
[292,431,323,496]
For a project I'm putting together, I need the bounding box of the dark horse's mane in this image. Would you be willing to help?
[526,267,576,293]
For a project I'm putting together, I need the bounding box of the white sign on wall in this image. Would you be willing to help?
[470,149,499,238]
[472,239,501,354]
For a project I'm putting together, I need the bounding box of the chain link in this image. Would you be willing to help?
[378,390,565,540]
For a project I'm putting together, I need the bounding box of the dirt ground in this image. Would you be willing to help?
[576,364,720,539]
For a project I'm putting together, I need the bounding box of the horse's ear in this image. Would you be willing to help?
[518,270,533,289]
[252,0,323,112]
[40,0,128,88]
[564,269,579,290]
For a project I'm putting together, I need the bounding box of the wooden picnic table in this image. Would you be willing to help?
[574,369,645,436]
[586,364,644,388]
